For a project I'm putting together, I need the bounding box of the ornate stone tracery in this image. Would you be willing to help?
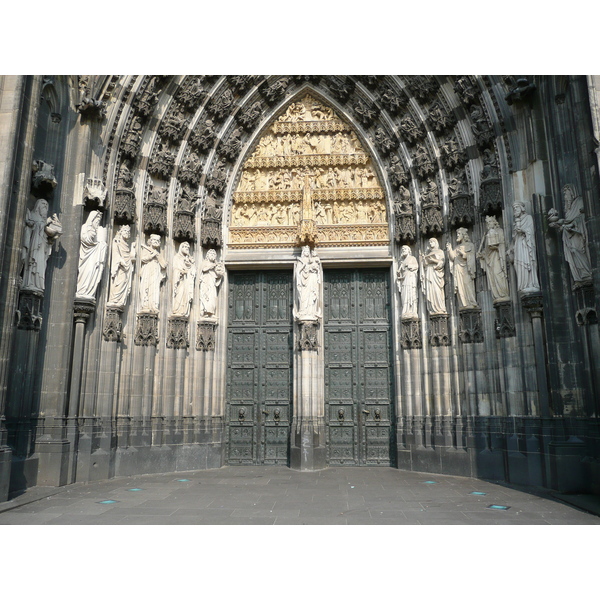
[229,94,388,249]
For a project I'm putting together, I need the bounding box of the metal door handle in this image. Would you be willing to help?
[362,410,370,415]
[262,410,269,415]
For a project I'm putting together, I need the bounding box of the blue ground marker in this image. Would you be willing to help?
[423,481,437,484]
[487,504,510,510]
[470,492,487,496]
[96,500,119,504]
[127,488,143,492]
[176,479,190,482]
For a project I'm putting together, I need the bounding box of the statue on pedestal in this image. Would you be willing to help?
[76,210,108,300]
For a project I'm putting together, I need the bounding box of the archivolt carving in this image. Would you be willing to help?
[230,94,388,249]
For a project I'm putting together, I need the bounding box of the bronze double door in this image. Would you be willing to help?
[225,268,395,466]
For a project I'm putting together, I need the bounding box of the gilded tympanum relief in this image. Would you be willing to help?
[229,94,389,248]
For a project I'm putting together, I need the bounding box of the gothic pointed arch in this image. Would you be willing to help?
[227,91,389,249]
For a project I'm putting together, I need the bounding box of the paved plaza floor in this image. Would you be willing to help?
[1,465,598,525]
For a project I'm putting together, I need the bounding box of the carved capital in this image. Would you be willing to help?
[103,307,123,342]
[494,301,516,338]
[429,314,450,347]
[521,292,543,317]
[298,320,319,351]
[458,308,483,343]
[73,298,96,324]
[134,313,159,346]
[166,316,189,349]
[401,317,422,349]
[16,290,44,331]
[196,321,217,351]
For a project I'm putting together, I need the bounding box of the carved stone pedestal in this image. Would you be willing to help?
[574,281,597,326]
[401,317,421,349]
[135,313,159,346]
[196,320,217,351]
[429,314,450,346]
[298,320,319,351]
[458,308,483,343]
[103,307,124,342]
[494,301,516,338]
[16,290,44,330]
[166,316,189,349]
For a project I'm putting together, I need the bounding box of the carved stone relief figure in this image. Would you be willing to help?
[508,202,540,293]
[446,228,478,309]
[171,242,196,317]
[294,245,322,321]
[139,234,167,313]
[21,199,63,293]
[397,245,419,318]
[107,224,136,309]
[548,183,592,283]
[420,238,446,315]
[76,210,108,300]
[477,215,509,302]
[198,249,224,319]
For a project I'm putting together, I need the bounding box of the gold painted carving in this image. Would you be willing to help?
[230,94,388,249]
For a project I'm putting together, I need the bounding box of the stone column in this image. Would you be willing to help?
[290,319,326,471]
[522,293,550,418]
[65,299,95,483]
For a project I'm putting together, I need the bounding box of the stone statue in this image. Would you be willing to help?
[294,245,322,321]
[508,202,540,293]
[21,198,62,293]
[548,184,592,283]
[477,216,509,302]
[446,228,478,309]
[397,245,419,318]
[198,249,224,319]
[171,242,196,317]
[76,210,108,300]
[139,234,167,313]
[420,238,446,315]
[107,224,136,309]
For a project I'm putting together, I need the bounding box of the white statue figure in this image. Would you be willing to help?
[548,184,592,283]
[21,198,62,293]
[294,245,322,321]
[477,215,509,302]
[446,227,478,309]
[420,237,446,315]
[397,245,419,318]
[171,242,196,317]
[76,210,108,300]
[107,225,136,309]
[198,249,224,319]
[508,202,540,293]
[138,234,167,313]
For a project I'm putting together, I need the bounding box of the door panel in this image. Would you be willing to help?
[226,271,293,465]
[324,269,395,466]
